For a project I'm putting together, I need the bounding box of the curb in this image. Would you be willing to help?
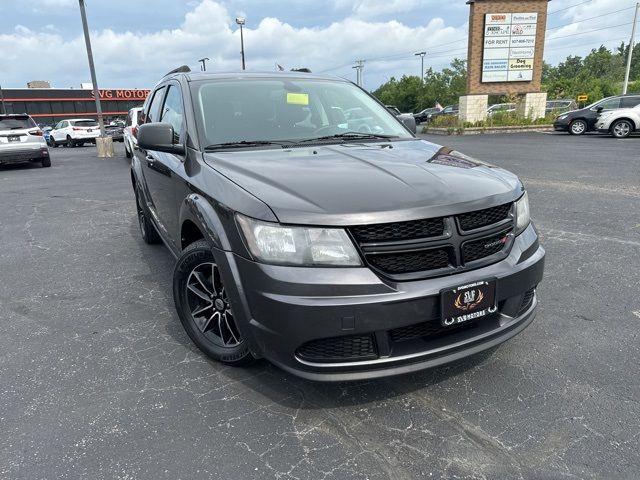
[421,125,554,135]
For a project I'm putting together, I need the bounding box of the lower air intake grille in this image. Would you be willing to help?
[368,248,451,274]
[516,288,536,316]
[389,320,475,343]
[296,334,377,363]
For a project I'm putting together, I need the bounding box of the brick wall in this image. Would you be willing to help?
[466,0,550,95]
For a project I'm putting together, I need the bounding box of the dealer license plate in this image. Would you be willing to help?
[441,280,496,327]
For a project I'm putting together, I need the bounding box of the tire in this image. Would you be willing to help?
[125,140,132,158]
[41,157,51,168]
[49,137,57,148]
[611,119,633,139]
[135,187,161,244]
[173,240,253,367]
[568,119,587,135]
[66,136,75,148]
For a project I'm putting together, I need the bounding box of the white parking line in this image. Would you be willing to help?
[633,311,640,319]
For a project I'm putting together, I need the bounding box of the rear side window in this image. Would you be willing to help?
[621,96,640,108]
[161,85,184,143]
[146,87,166,123]
[0,116,36,130]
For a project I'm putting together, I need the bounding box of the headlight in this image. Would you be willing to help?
[556,114,568,121]
[236,215,362,266]
[515,192,530,234]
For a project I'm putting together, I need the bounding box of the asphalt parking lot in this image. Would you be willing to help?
[1,134,639,479]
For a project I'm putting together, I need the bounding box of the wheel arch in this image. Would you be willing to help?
[178,194,232,252]
[610,117,637,131]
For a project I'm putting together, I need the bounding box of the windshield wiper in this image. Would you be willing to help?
[204,140,294,151]
[294,132,399,144]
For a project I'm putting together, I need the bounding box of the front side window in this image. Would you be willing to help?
[596,98,620,110]
[161,85,184,143]
[191,78,412,147]
[146,87,166,124]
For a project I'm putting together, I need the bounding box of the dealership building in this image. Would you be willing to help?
[0,86,150,125]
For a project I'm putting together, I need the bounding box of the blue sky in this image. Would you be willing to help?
[0,0,638,90]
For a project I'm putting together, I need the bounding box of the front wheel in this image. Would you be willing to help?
[611,119,633,139]
[568,119,587,135]
[49,137,57,148]
[66,136,75,148]
[173,240,253,367]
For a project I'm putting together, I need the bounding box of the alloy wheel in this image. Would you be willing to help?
[613,121,631,138]
[185,262,242,348]
[570,120,586,135]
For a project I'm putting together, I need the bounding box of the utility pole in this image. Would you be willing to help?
[623,2,639,94]
[415,51,426,84]
[352,60,365,87]
[78,0,112,157]
[199,57,210,71]
[236,17,246,70]
[0,85,5,114]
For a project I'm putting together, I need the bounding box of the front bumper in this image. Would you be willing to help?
[0,145,50,164]
[218,223,544,381]
[553,119,570,131]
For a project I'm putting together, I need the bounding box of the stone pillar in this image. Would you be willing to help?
[95,136,114,158]
[517,92,547,120]
[458,95,488,123]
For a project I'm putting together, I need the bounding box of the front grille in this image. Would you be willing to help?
[516,288,535,316]
[389,320,475,343]
[368,248,451,274]
[350,217,444,242]
[348,203,514,279]
[462,228,511,263]
[458,203,511,231]
[296,334,377,363]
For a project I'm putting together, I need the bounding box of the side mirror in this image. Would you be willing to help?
[596,106,604,113]
[137,123,184,154]
[400,115,417,134]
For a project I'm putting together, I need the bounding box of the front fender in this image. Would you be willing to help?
[179,194,234,251]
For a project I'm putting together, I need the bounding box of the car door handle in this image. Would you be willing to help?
[146,155,155,166]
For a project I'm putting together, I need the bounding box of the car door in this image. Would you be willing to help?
[52,121,65,142]
[589,97,620,128]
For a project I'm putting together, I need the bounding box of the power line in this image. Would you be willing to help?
[547,20,640,42]
[548,0,593,15]
[546,6,637,30]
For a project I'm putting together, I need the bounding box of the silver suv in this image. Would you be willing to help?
[0,114,51,167]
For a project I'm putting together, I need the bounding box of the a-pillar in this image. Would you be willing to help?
[458,95,488,123]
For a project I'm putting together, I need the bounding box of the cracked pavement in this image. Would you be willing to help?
[0,134,638,479]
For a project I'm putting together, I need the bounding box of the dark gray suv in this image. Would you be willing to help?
[132,69,545,381]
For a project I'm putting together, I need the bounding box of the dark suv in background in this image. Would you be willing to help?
[553,94,640,135]
[132,68,545,381]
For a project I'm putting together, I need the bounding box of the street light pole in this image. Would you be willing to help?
[415,51,426,84]
[235,17,246,70]
[199,57,210,71]
[623,2,639,94]
[78,0,112,157]
[0,85,5,114]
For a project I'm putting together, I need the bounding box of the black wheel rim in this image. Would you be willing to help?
[186,262,242,348]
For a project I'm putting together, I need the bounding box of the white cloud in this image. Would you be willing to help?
[0,0,468,89]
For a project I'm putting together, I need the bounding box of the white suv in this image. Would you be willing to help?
[123,107,143,158]
[596,104,640,138]
[0,114,51,167]
[49,118,100,147]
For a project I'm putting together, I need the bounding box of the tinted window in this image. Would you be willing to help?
[597,98,620,110]
[61,121,69,128]
[73,120,98,127]
[161,85,184,143]
[621,96,640,108]
[125,112,132,126]
[146,87,166,123]
[0,116,36,130]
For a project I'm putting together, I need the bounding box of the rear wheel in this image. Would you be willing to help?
[135,188,161,244]
[66,136,75,148]
[41,157,51,168]
[568,119,587,135]
[173,240,253,367]
[611,119,632,139]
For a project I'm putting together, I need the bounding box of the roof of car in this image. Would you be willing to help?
[168,71,348,83]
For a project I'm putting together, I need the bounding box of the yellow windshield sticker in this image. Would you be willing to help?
[286,93,309,105]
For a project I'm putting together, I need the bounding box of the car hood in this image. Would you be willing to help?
[202,139,522,226]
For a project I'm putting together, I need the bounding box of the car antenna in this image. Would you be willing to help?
[164,65,191,77]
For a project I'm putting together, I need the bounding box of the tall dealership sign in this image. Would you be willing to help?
[460,0,550,122]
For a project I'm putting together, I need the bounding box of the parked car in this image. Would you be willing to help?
[42,126,53,143]
[0,114,51,167]
[49,118,100,147]
[131,69,544,381]
[545,99,577,115]
[595,103,640,138]
[105,123,124,142]
[123,107,143,158]
[553,94,640,135]
[487,103,516,117]
[413,107,441,124]
[384,105,416,133]
[430,104,459,120]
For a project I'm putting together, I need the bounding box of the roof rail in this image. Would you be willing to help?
[164,65,191,77]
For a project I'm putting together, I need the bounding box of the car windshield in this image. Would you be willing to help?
[192,78,412,147]
[74,120,98,127]
[0,116,36,130]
